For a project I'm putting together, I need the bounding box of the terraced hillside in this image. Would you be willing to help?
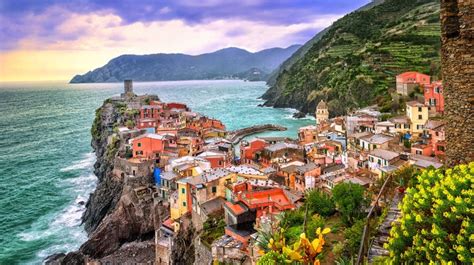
[262,0,441,116]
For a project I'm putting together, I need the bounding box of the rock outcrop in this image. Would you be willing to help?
[82,101,123,234]
[46,95,167,264]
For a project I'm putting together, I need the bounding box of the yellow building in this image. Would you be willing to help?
[389,116,411,135]
[170,179,190,220]
[406,101,429,136]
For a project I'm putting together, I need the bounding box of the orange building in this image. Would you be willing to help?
[197,151,229,168]
[298,125,318,144]
[223,183,295,247]
[132,133,166,159]
[240,139,267,164]
[396,71,431,96]
[424,120,446,158]
[424,81,444,114]
[411,143,432,156]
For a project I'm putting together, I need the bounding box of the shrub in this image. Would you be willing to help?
[306,190,336,217]
[386,163,474,263]
[343,219,366,256]
[332,183,368,226]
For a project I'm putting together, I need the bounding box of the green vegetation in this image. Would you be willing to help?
[257,227,331,264]
[256,184,372,263]
[332,183,369,226]
[91,107,103,140]
[306,190,336,217]
[386,163,473,263]
[201,215,226,247]
[106,136,120,161]
[266,0,440,116]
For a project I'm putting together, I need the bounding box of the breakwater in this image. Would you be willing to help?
[226,124,287,144]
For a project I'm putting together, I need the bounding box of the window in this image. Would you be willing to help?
[416,150,422,155]
[418,115,423,120]
[212,186,217,193]
[183,202,186,207]
[181,188,185,194]
[435,87,440,93]
[435,132,439,137]
[418,107,422,112]
[137,142,141,147]
[218,160,223,166]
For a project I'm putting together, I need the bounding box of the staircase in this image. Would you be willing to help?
[367,192,403,263]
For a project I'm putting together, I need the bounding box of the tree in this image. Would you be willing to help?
[343,219,365,256]
[332,183,368,226]
[386,163,473,263]
[306,190,336,217]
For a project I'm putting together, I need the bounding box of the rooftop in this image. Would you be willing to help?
[360,133,394,144]
[228,165,265,176]
[369,149,400,161]
[189,168,232,185]
[406,101,426,107]
[265,142,301,152]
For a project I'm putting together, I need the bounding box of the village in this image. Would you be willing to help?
[107,72,446,264]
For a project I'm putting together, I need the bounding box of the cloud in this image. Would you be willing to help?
[0,0,371,81]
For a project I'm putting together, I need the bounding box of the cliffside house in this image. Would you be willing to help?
[132,133,167,160]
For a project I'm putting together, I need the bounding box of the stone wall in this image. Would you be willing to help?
[441,0,474,166]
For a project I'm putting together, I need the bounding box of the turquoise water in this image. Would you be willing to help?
[0,80,314,264]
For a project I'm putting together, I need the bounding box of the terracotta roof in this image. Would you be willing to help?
[225,201,247,216]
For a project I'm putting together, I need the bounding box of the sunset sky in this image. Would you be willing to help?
[0,0,369,82]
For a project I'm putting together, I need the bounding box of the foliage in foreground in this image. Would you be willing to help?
[332,183,369,226]
[258,227,331,265]
[386,162,474,263]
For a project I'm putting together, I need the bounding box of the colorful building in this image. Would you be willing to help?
[240,139,267,164]
[396,71,430,96]
[424,81,444,114]
[406,101,429,136]
[132,133,166,160]
[298,125,318,144]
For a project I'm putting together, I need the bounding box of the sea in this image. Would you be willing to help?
[0,80,315,264]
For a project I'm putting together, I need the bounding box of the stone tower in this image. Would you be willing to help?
[121,79,135,99]
[441,0,474,166]
[315,100,329,125]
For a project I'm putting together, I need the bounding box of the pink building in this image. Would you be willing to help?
[396,71,431,96]
[424,120,446,158]
[424,81,444,113]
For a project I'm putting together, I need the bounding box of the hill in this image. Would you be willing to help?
[261,0,441,116]
[70,45,301,83]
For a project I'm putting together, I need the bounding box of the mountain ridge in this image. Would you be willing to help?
[70,45,301,83]
[262,0,441,116]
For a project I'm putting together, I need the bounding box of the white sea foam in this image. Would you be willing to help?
[60,152,95,172]
[19,153,97,263]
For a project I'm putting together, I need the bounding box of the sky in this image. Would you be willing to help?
[0,0,370,81]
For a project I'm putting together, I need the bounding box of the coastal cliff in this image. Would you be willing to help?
[46,95,166,264]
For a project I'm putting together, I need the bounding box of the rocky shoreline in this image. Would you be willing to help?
[46,94,166,264]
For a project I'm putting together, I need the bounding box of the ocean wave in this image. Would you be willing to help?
[18,153,97,263]
[60,153,95,172]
